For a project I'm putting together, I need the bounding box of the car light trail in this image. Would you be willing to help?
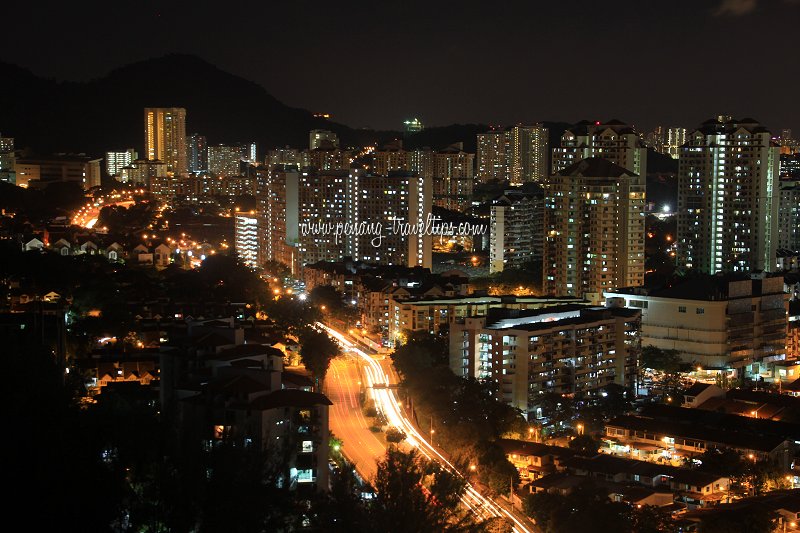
[318,322,533,533]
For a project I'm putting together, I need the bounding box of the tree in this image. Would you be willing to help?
[385,427,406,443]
[697,506,776,533]
[369,448,474,532]
[309,284,345,310]
[523,481,634,533]
[568,434,601,456]
[641,345,683,373]
[298,328,340,384]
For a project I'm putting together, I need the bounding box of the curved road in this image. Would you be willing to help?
[320,322,537,533]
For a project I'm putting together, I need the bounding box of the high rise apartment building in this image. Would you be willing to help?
[106,148,137,177]
[309,130,339,150]
[256,166,432,275]
[144,108,187,175]
[676,117,780,274]
[186,134,207,173]
[489,185,544,273]
[543,158,646,304]
[234,214,260,269]
[551,120,647,177]
[208,144,243,177]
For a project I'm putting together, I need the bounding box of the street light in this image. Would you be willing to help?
[576,423,584,436]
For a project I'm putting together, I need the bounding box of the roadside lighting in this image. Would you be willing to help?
[469,465,477,472]
[321,305,326,311]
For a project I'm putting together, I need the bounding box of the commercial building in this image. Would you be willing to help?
[489,185,544,273]
[234,214,260,269]
[543,158,646,304]
[676,116,780,274]
[605,275,789,376]
[449,305,640,418]
[144,107,187,175]
[551,120,647,176]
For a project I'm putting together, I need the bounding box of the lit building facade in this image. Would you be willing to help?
[144,107,187,175]
[208,144,243,177]
[234,214,260,269]
[551,120,647,176]
[778,180,800,252]
[450,305,640,418]
[489,186,544,273]
[106,148,137,177]
[186,133,207,173]
[433,143,474,211]
[605,275,788,376]
[506,124,549,184]
[543,158,645,304]
[309,129,339,150]
[257,166,433,274]
[676,117,780,274]
[477,130,507,182]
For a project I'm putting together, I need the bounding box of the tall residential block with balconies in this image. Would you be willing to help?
[676,116,780,274]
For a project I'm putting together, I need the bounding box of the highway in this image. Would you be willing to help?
[319,322,536,533]
[326,356,386,481]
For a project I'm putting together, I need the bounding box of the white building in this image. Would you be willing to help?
[605,275,788,377]
[106,148,137,177]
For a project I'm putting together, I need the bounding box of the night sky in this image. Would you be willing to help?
[3,0,799,132]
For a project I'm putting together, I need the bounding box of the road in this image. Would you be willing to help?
[319,322,537,533]
[326,356,386,481]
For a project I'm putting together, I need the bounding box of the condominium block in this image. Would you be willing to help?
[676,117,780,274]
[144,107,187,175]
[778,180,800,252]
[186,133,207,173]
[450,305,641,418]
[543,158,646,304]
[552,120,647,176]
[234,214,260,269]
[105,148,137,177]
[489,185,544,273]
[208,144,243,177]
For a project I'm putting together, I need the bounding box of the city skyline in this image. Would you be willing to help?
[1,1,799,133]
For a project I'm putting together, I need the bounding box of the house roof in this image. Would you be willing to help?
[555,157,637,178]
[497,439,575,459]
[684,382,714,397]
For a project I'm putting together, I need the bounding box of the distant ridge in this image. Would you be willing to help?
[0,54,581,159]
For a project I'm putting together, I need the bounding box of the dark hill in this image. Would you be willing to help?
[0,54,595,159]
[0,54,397,156]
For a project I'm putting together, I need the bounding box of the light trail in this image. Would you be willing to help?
[318,322,534,533]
